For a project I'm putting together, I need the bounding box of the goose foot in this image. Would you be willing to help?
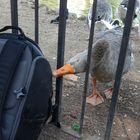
[104,88,113,99]
[86,91,104,106]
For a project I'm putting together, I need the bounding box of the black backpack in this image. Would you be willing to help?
[0,26,53,140]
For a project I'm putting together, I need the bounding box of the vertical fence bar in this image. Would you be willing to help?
[104,0,136,139]
[35,0,39,44]
[10,0,18,33]
[51,0,67,126]
[79,0,97,135]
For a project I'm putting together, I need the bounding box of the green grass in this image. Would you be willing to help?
[82,0,91,16]
[82,0,120,18]
[108,0,120,18]
[39,0,58,9]
[39,0,120,18]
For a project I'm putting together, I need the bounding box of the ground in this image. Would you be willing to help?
[0,1,140,140]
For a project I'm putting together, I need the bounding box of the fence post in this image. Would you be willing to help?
[10,0,18,33]
[79,0,97,135]
[51,0,67,127]
[104,0,136,139]
[35,0,39,44]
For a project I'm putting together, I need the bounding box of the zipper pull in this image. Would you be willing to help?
[14,87,26,99]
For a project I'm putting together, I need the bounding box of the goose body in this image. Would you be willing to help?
[117,0,139,24]
[90,28,133,82]
[67,28,133,82]
[53,27,134,106]
[93,19,120,31]
[136,6,140,36]
[87,0,112,29]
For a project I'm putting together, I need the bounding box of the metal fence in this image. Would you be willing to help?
[10,0,139,140]
[10,0,39,43]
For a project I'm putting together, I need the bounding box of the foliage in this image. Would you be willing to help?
[39,0,58,9]
[82,0,120,18]
[108,0,120,18]
[39,0,120,18]
[82,0,91,16]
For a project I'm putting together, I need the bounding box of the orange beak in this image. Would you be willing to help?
[53,64,75,77]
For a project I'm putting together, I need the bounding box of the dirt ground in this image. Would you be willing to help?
[0,1,140,140]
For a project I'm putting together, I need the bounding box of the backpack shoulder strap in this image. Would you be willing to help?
[0,39,26,138]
